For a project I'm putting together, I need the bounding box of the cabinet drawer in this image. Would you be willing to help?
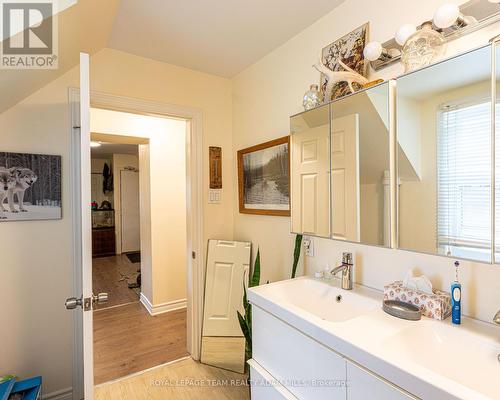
[249,359,298,400]
[253,306,347,400]
[347,361,417,400]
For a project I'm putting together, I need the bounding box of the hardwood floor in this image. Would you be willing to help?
[92,254,140,309]
[94,357,250,400]
[93,303,189,384]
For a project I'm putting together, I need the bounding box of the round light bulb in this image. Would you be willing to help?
[90,141,101,148]
[433,3,460,29]
[395,24,417,46]
[363,41,383,61]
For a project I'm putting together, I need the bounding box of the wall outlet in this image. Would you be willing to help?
[303,236,314,257]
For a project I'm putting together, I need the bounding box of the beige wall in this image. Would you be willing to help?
[232,0,500,324]
[91,157,111,174]
[90,49,235,246]
[0,71,77,396]
[0,48,233,396]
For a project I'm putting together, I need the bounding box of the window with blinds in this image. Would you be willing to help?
[437,100,491,262]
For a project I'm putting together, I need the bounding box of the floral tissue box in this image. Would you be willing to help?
[383,281,452,320]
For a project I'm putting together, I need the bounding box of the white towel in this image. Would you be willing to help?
[403,269,433,294]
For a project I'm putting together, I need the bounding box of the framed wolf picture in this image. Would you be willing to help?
[237,136,290,216]
[0,151,62,221]
[320,23,369,101]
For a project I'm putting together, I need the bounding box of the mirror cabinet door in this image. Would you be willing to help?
[330,82,391,246]
[290,104,330,237]
[397,45,492,263]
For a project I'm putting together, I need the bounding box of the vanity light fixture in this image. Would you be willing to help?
[363,41,400,63]
[433,3,475,29]
[433,3,461,28]
[363,41,383,61]
[364,0,500,71]
[90,141,102,147]
[395,24,417,46]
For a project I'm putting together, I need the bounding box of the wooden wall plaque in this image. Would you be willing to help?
[209,146,222,189]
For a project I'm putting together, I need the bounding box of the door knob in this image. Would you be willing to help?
[93,292,108,305]
[65,292,108,310]
[65,296,82,310]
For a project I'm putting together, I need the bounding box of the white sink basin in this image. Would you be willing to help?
[249,276,380,322]
[382,320,500,399]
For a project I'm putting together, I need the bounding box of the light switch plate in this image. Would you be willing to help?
[208,189,222,204]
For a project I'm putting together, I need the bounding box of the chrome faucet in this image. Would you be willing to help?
[330,252,353,290]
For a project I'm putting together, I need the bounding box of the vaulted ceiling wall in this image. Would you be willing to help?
[0,0,347,113]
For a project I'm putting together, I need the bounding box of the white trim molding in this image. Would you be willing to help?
[43,387,73,400]
[140,293,188,315]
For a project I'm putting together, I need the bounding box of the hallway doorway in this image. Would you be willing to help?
[88,110,190,385]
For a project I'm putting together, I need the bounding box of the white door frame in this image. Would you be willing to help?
[69,88,204,398]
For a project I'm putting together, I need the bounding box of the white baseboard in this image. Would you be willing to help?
[140,293,187,316]
[43,387,73,400]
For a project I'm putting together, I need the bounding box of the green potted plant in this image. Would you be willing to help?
[291,234,303,279]
[237,249,260,360]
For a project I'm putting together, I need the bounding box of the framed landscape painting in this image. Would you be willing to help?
[237,136,290,216]
[0,151,62,222]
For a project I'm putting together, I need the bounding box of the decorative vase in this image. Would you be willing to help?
[302,84,322,110]
[401,21,446,73]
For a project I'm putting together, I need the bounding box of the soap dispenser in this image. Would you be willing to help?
[451,261,461,325]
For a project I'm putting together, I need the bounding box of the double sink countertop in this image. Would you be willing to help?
[248,276,500,400]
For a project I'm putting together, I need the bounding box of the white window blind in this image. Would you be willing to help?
[437,100,491,261]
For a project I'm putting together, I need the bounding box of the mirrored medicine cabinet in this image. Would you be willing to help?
[291,81,392,248]
[397,43,493,263]
[290,41,500,264]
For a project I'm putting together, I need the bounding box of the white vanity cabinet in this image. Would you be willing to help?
[251,306,416,400]
[252,305,347,400]
[248,359,299,400]
[346,362,416,400]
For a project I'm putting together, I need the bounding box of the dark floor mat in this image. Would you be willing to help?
[126,251,141,264]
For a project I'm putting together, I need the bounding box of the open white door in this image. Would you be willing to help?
[66,53,98,399]
[331,114,360,242]
[79,53,94,400]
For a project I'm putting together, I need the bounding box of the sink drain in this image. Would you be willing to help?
[335,295,342,303]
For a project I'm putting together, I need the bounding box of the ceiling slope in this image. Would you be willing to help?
[108,0,345,77]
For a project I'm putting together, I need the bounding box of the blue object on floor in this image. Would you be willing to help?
[0,378,16,400]
[10,376,42,400]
